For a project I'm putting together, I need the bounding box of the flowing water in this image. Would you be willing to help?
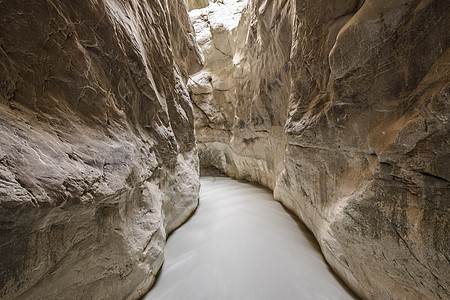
[144,177,357,300]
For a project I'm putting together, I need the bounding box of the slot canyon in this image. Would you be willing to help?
[0,0,448,299]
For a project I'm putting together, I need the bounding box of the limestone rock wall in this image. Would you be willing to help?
[192,0,449,299]
[0,0,202,299]
[188,0,291,189]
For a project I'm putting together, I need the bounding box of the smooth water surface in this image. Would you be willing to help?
[144,177,356,300]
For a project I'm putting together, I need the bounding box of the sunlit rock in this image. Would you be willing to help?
[188,0,291,190]
[186,0,210,11]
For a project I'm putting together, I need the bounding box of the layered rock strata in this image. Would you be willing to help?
[0,0,202,299]
[191,0,449,299]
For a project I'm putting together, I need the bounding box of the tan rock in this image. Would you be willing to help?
[193,0,450,299]
[186,0,210,11]
[188,0,291,189]
[277,0,450,298]
[0,0,201,299]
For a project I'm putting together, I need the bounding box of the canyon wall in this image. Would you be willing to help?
[0,0,202,299]
[188,0,291,189]
[275,0,450,298]
[191,0,449,299]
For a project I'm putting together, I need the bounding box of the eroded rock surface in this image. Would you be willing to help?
[188,0,291,189]
[186,0,210,11]
[0,0,201,299]
[275,1,450,298]
[192,0,449,299]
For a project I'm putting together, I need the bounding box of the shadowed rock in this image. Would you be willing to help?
[0,0,202,299]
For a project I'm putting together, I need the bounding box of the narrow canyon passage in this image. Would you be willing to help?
[0,0,448,299]
[144,177,356,300]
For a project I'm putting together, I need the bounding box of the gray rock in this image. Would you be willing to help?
[0,0,201,299]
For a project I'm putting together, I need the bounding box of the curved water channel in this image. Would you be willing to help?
[144,177,357,300]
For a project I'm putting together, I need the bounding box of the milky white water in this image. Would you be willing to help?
[144,177,357,300]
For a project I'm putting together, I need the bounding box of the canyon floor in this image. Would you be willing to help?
[144,177,357,299]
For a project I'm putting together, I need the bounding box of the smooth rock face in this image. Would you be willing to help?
[193,0,450,299]
[188,0,291,189]
[0,1,201,299]
[275,0,450,298]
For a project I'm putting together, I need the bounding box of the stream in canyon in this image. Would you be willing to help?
[144,177,357,300]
